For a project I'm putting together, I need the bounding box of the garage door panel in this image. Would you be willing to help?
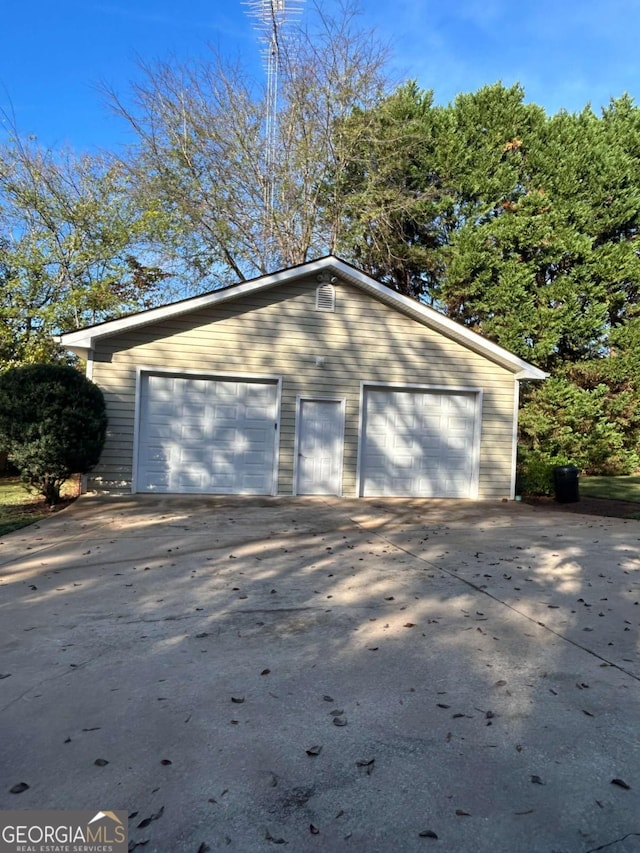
[214,404,239,419]
[137,374,277,494]
[140,472,170,490]
[362,388,478,498]
[174,470,207,490]
[179,424,207,442]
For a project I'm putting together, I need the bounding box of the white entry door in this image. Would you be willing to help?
[296,399,344,495]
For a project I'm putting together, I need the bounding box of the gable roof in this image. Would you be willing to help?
[57,255,547,380]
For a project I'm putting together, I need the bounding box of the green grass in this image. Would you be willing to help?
[580,475,640,503]
[0,476,79,537]
[0,478,48,536]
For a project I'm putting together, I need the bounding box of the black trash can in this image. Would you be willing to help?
[553,464,580,503]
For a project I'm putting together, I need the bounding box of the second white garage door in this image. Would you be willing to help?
[136,373,278,494]
[360,387,480,498]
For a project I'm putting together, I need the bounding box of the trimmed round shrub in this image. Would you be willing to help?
[0,364,107,504]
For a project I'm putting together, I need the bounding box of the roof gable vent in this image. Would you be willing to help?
[316,282,336,312]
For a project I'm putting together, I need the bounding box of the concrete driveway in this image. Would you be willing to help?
[0,496,639,853]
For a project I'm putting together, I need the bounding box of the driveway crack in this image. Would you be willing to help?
[585,831,640,852]
[0,645,120,714]
[342,507,640,685]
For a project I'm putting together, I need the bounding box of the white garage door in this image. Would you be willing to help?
[361,388,479,498]
[136,374,278,494]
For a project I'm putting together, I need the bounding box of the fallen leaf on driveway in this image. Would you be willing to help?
[0,673,11,679]
[306,745,323,756]
[197,843,210,853]
[94,759,109,767]
[356,758,375,775]
[261,669,271,675]
[418,829,438,839]
[231,696,245,704]
[137,806,164,828]
[530,775,544,785]
[309,824,320,835]
[403,623,415,628]
[611,778,631,790]
[333,716,347,727]
[9,783,29,794]
[455,809,470,816]
[265,829,286,844]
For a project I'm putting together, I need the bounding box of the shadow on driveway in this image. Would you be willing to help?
[1,496,639,852]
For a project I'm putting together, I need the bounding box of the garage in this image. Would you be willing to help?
[135,372,279,494]
[60,256,546,498]
[360,386,480,497]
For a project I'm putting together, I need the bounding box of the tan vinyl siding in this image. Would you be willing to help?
[89,275,517,498]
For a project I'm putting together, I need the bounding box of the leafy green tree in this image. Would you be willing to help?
[0,364,107,504]
[333,82,550,302]
[0,137,172,366]
[443,95,640,369]
[331,81,446,299]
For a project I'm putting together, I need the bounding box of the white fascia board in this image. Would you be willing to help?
[515,367,549,380]
[57,254,548,380]
[53,334,91,360]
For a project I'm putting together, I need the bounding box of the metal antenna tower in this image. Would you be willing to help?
[246,0,303,216]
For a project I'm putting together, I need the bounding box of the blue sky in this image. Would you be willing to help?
[2,0,639,152]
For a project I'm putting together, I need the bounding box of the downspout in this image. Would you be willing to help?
[510,378,521,500]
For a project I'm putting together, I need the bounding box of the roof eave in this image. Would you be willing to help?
[515,367,549,381]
